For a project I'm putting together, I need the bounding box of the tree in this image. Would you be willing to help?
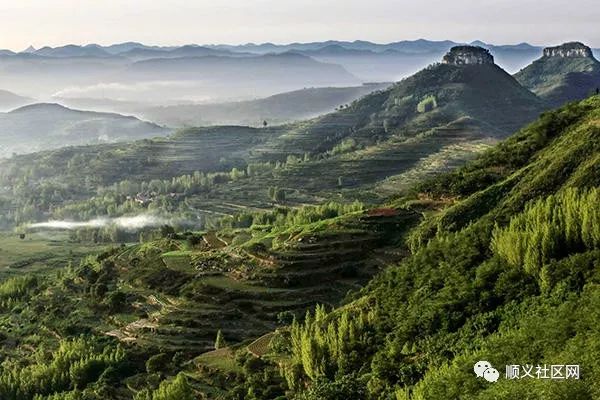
[92,283,108,299]
[383,119,392,133]
[137,373,194,400]
[263,120,268,128]
[275,188,286,203]
[186,234,202,249]
[146,353,171,375]
[268,186,276,201]
[297,375,367,400]
[105,291,127,313]
[70,359,105,389]
[215,329,226,349]
[160,225,176,239]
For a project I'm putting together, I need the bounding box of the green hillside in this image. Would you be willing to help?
[230,96,599,399]
[0,199,421,399]
[0,125,288,228]
[515,42,600,107]
[0,91,596,399]
[254,58,544,197]
[256,60,543,159]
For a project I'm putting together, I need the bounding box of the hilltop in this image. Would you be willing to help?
[0,89,33,111]
[0,103,169,158]
[250,46,544,195]
[515,42,600,107]
[259,46,541,158]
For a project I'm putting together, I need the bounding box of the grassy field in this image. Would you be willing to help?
[194,347,243,374]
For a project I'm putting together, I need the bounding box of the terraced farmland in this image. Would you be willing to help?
[100,208,420,358]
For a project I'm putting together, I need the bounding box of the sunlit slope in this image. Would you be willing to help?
[261,96,600,399]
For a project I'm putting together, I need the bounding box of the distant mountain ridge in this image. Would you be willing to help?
[2,39,587,71]
[0,89,33,111]
[0,39,592,104]
[0,50,360,103]
[122,52,359,89]
[0,103,169,158]
[3,40,597,64]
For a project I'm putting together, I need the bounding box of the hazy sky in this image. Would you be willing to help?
[0,0,598,50]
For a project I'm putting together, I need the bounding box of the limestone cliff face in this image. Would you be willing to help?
[543,42,594,58]
[441,46,494,66]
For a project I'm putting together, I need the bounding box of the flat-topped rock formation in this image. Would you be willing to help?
[543,42,594,58]
[441,46,494,66]
[515,41,600,107]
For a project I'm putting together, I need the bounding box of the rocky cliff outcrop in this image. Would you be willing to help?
[441,46,494,66]
[543,42,594,58]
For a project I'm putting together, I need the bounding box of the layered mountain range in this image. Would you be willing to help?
[4,40,600,169]
[1,39,597,106]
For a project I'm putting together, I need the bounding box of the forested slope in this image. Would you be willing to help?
[224,96,600,399]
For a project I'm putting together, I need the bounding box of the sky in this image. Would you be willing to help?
[0,0,598,50]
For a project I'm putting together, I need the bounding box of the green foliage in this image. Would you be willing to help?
[224,200,364,230]
[415,99,593,199]
[104,291,127,313]
[416,95,437,113]
[285,305,377,387]
[135,373,194,400]
[0,338,126,400]
[492,188,600,278]
[408,97,600,250]
[267,186,286,203]
[296,374,367,400]
[330,138,357,155]
[276,96,600,399]
[215,329,226,350]
[0,275,38,305]
[146,354,171,375]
